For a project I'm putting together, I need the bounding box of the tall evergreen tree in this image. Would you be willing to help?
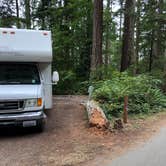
[120,0,136,72]
[15,0,20,28]
[104,0,111,66]
[25,0,31,28]
[91,0,103,73]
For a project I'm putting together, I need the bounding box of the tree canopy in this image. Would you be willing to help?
[0,0,165,94]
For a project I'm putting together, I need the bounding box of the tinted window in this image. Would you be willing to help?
[0,64,40,85]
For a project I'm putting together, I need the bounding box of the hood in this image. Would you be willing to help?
[0,85,41,100]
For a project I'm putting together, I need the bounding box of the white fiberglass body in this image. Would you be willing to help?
[0,28,52,62]
[0,85,41,100]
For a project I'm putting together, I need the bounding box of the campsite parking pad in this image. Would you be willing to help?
[0,96,166,166]
[0,96,104,166]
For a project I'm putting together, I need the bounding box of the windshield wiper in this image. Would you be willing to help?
[8,81,21,84]
[0,81,6,84]
[0,81,21,84]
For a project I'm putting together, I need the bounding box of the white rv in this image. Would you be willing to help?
[0,28,59,131]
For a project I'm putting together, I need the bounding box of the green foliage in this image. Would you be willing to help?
[0,0,165,95]
[54,70,90,94]
[50,0,93,93]
[0,0,15,27]
[92,72,166,119]
[137,0,166,72]
[53,70,76,94]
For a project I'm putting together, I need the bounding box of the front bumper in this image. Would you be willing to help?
[0,111,46,127]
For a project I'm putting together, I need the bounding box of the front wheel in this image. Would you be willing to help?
[36,119,45,132]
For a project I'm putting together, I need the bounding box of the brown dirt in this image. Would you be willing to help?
[0,95,165,166]
[82,111,166,166]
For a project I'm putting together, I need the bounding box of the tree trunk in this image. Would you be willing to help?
[25,0,31,29]
[149,31,154,72]
[41,0,45,29]
[16,0,20,28]
[156,0,164,70]
[149,0,164,71]
[91,0,103,72]
[135,0,141,73]
[119,0,124,41]
[105,0,111,66]
[86,100,110,129]
[63,0,71,70]
[120,0,136,73]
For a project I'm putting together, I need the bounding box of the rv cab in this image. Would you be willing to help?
[0,28,59,131]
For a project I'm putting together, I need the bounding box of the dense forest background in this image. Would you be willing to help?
[0,0,165,95]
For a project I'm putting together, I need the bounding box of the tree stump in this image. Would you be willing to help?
[113,119,123,130]
[86,100,110,129]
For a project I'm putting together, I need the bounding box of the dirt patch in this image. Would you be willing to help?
[0,96,101,166]
[0,96,165,166]
[82,112,166,166]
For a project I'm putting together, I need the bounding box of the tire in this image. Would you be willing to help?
[36,119,45,132]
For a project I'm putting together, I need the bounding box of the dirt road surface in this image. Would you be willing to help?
[108,127,166,166]
[0,96,166,166]
[0,96,107,166]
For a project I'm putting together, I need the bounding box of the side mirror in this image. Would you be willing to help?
[52,71,59,83]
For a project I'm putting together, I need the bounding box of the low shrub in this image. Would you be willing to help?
[92,72,166,120]
[53,70,90,94]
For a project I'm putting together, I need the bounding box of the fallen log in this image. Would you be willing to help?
[86,100,110,129]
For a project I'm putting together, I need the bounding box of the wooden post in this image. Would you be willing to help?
[123,96,128,123]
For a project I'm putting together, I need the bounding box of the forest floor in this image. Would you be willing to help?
[0,96,165,166]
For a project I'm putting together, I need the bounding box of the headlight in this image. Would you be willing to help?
[25,98,42,107]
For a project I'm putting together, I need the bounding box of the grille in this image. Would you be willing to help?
[0,101,24,111]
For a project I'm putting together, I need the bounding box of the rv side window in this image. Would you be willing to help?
[0,64,40,85]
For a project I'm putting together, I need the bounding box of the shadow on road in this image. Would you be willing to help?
[0,126,40,138]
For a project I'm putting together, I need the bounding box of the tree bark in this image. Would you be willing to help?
[16,0,20,28]
[25,0,31,29]
[91,0,103,72]
[135,0,141,73]
[119,0,124,41]
[149,30,154,72]
[86,100,110,129]
[105,0,111,66]
[156,0,164,70]
[63,0,71,70]
[120,0,136,73]
[41,0,45,29]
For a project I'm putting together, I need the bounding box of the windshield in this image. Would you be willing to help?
[0,63,40,85]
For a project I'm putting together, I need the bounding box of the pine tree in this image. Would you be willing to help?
[120,0,136,73]
[25,0,31,28]
[91,0,103,73]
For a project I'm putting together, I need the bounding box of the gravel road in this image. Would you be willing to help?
[0,96,165,166]
[0,96,94,166]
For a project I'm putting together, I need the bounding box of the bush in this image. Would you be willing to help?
[92,72,166,119]
[53,70,90,94]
